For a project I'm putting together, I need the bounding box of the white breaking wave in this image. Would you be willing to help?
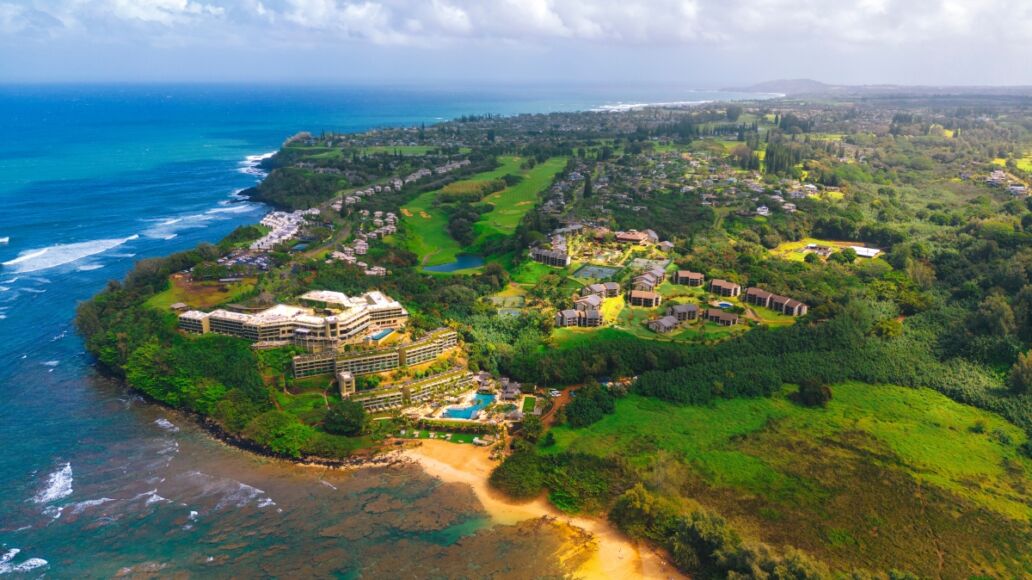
[238,152,275,177]
[76,264,104,272]
[68,497,115,515]
[0,549,48,575]
[593,99,712,112]
[141,203,259,240]
[1,235,138,274]
[205,204,256,215]
[33,462,73,504]
[154,418,179,433]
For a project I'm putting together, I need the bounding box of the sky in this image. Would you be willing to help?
[1,0,1031,85]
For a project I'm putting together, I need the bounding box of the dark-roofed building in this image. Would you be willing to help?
[743,287,775,308]
[530,247,570,267]
[668,303,699,321]
[628,290,662,308]
[555,309,579,328]
[770,295,809,316]
[633,272,660,291]
[603,282,621,297]
[582,283,608,298]
[615,230,650,244]
[574,294,602,311]
[555,308,602,328]
[673,270,705,286]
[648,315,679,333]
[745,287,808,316]
[703,308,739,326]
[709,279,741,297]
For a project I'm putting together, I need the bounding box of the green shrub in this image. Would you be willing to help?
[243,411,314,458]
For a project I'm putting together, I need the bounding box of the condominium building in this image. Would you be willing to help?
[178,289,408,344]
[291,328,459,378]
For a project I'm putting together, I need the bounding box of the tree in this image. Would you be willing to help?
[522,415,544,442]
[973,293,1017,337]
[583,173,593,198]
[792,378,832,407]
[1008,351,1032,395]
[324,399,367,436]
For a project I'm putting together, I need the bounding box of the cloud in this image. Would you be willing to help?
[5,0,1032,46]
[3,0,1032,84]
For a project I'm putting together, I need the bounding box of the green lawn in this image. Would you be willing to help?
[475,157,567,244]
[522,396,537,413]
[542,384,1032,575]
[398,156,565,268]
[144,277,256,311]
[510,260,561,284]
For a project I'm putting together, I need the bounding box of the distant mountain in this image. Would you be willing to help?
[738,79,833,96]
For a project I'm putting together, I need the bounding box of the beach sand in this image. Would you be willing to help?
[401,440,684,579]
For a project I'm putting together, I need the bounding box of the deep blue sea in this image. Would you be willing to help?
[0,84,761,576]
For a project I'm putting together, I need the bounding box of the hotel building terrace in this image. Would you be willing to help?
[177,290,408,345]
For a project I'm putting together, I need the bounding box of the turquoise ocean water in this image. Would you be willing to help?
[0,84,762,576]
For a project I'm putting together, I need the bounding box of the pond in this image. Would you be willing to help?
[424,254,485,273]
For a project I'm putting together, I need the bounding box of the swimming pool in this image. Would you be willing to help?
[718,302,733,309]
[442,394,495,419]
[370,328,394,341]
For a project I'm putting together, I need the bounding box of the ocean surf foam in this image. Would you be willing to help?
[33,462,73,504]
[2,236,138,274]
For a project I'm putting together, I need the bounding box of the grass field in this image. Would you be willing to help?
[509,260,559,284]
[398,156,564,268]
[144,276,256,311]
[544,384,1032,576]
[522,396,537,414]
[770,237,864,262]
[475,156,567,244]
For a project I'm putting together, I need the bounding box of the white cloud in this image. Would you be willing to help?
[104,0,224,24]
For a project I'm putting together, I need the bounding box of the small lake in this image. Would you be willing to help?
[424,254,485,273]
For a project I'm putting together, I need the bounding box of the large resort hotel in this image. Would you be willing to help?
[177,290,408,347]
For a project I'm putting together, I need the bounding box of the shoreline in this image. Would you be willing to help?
[400,439,686,580]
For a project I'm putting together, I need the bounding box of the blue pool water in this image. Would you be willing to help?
[718,302,734,309]
[423,254,485,273]
[442,394,496,419]
[370,328,394,341]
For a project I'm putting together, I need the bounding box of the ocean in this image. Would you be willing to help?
[0,84,761,576]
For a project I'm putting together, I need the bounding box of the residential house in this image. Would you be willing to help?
[574,294,602,311]
[770,295,809,316]
[709,279,741,297]
[673,270,705,286]
[628,290,662,308]
[648,315,679,333]
[615,230,650,244]
[530,247,571,267]
[668,303,699,321]
[703,309,739,326]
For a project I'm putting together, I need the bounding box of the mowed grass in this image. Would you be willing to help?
[144,276,256,310]
[770,237,863,262]
[399,156,563,268]
[475,156,567,244]
[543,384,1032,576]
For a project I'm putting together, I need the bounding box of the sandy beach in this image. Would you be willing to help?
[401,440,684,580]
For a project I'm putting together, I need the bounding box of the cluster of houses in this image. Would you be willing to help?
[335,180,404,209]
[640,270,809,334]
[333,159,473,209]
[743,287,809,316]
[987,168,1028,196]
[530,233,572,267]
[330,210,397,276]
[250,209,320,251]
[555,282,621,327]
